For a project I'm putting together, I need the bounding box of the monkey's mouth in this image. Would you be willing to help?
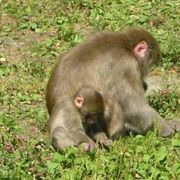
[87,118,96,124]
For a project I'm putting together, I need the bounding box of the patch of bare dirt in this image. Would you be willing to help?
[146,74,180,95]
[0,31,57,65]
[0,13,58,65]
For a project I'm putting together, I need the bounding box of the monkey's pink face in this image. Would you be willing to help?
[86,117,96,124]
[83,112,101,125]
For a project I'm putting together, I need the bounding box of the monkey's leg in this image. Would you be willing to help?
[52,126,95,152]
[104,99,125,140]
[52,127,76,151]
[49,102,95,151]
[123,97,180,137]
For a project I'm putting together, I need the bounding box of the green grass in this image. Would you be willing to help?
[0,0,179,179]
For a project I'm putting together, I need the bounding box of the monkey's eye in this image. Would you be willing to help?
[88,112,98,115]
[83,111,102,118]
[81,111,88,116]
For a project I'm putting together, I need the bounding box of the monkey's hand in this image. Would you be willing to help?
[170,119,180,132]
[99,138,113,147]
[93,132,113,147]
[80,139,96,152]
[158,119,180,137]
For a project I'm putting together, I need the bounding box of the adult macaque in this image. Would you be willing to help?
[46,27,180,151]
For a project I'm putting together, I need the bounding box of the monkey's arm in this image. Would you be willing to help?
[122,92,180,137]
[104,98,125,139]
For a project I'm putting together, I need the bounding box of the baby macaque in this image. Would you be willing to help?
[74,86,113,147]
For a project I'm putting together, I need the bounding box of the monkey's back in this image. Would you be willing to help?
[46,29,158,114]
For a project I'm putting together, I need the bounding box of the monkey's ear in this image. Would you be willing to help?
[134,41,148,58]
[74,95,84,108]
